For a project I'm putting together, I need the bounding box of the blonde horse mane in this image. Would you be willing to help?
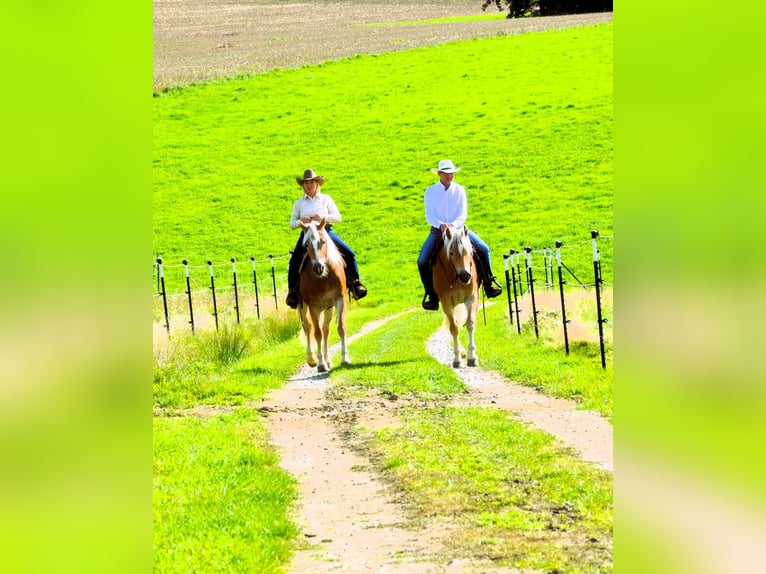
[301,219,344,269]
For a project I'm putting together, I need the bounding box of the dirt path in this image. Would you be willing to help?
[260,313,612,573]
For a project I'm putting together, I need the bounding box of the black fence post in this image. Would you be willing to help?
[591,230,607,369]
[231,258,240,324]
[157,257,170,335]
[503,253,513,325]
[555,241,570,355]
[510,250,521,333]
[183,259,195,334]
[269,255,278,310]
[251,256,261,319]
[524,247,539,339]
[208,260,219,330]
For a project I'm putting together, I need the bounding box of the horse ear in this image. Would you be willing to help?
[444,227,453,240]
[463,226,470,237]
[300,220,309,230]
[318,217,327,231]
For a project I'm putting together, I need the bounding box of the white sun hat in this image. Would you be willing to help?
[431,159,461,174]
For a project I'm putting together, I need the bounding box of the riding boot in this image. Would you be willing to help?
[285,249,303,309]
[347,273,368,300]
[418,265,439,311]
[475,253,503,299]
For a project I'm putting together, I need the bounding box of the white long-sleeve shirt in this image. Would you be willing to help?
[289,190,342,230]
[424,181,467,229]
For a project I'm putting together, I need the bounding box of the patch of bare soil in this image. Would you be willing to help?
[153,1,612,91]
[260,312,612,573]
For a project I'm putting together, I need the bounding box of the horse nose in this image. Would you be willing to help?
[458,270,471,284]
[313,263,325,276]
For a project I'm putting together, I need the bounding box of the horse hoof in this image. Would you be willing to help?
[467,358,478,367]
[317,364,327,373]
[341,359,352,367]
[452,360,462,368]
[307,356,317,367]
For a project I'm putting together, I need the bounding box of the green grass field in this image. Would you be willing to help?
[154,22,612,309]
[154,20,613,573]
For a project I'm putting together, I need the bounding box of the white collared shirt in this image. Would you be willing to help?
[424,181,468,229]
[290,190,342,229]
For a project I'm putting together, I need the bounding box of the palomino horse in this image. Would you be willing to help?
[433,226,479,368]
[298,218,350,372]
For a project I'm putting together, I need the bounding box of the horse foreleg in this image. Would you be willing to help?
[300,304,317,367]
[319,308,333,372]
[310,307,327,372]
[443,302,463,368]
[465,297,479,367]
[336,297,350,366]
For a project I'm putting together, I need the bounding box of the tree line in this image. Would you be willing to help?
[481,0,612,18]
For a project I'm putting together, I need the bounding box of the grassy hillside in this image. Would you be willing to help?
[153,22,612,312]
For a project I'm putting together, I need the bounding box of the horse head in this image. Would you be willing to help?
[301,218,334,278]
[443,226,474,285]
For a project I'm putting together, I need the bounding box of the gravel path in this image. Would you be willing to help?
[260,312,612,572]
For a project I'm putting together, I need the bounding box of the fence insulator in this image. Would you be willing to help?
[547,246,554,291]
[524,247,539,339]
[231,258,241,324]
[183,259,195,334]
[251,256,261,319]
[208,260,219,330]
[555,241,570,355]
[591,230,606,368]
[503,253,513,325]
[157,257,170,335]
[269,255,278,310]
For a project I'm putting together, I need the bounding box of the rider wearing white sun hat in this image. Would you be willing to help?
[417,159,503,311]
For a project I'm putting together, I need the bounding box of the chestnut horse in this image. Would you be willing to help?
[298,218,350,372]
[433,226,479,368]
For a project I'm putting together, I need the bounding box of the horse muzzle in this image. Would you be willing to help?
[312,262,326,276]
[457,270,472,284]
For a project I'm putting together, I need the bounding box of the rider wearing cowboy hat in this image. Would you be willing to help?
[285,169,368,308]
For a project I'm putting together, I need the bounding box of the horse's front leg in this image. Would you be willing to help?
[300,303,317,367]
[465,297,478,367]
[311,307,327,372]
[443,302,463,368]
[335,297,350,366]
[318,307,334,372]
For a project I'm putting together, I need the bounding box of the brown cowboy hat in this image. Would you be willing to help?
[296,169,326,186]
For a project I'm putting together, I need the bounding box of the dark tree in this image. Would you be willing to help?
[481,0,612,17]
